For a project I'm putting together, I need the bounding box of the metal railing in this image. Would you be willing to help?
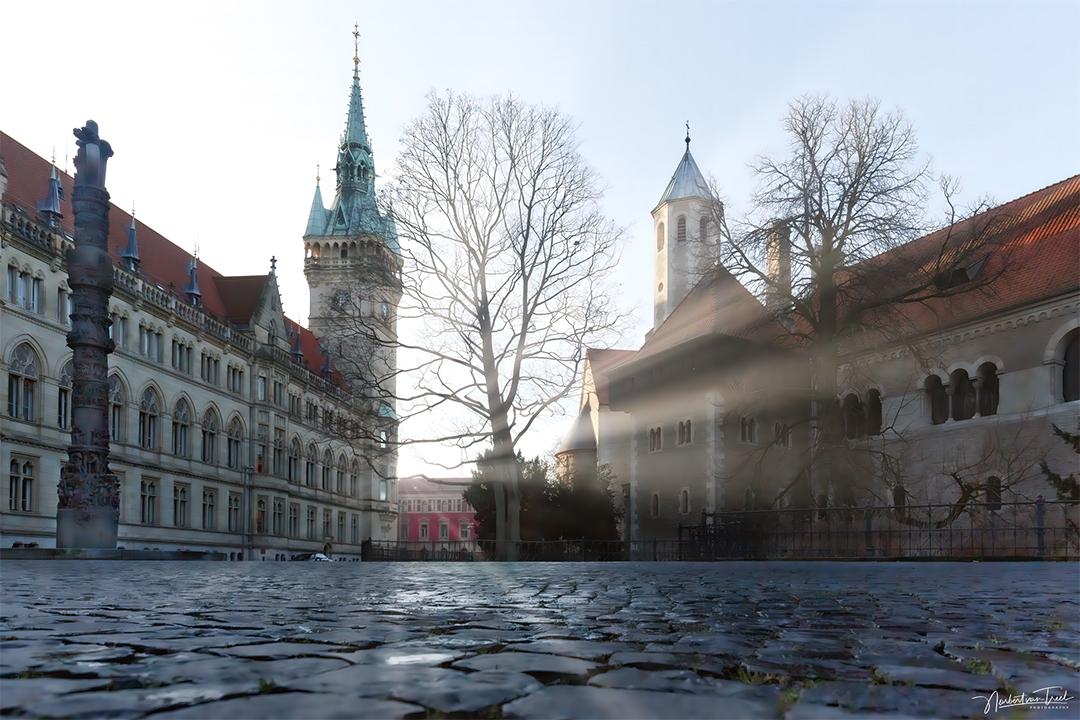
[679,496,1079,560]
[365,538,683,562]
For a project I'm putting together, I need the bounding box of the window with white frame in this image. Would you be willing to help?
[419,520,429,539]
[459,521,470,540]
[9,457,35,512]
[7,343,38,421]
[439,520,449,540]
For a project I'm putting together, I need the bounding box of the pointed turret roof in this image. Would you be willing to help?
[305,175,327,236]
[654,135,712,212]
[37,165,63,226]
[121,214,140,270]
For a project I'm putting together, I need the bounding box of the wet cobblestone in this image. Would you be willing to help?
[1,561,1077,719]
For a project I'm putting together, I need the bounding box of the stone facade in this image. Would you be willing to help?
[568,145,1080,542]
[1,57,401,558]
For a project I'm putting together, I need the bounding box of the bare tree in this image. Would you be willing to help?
[327,91,626,559]
[709,95,1008,506]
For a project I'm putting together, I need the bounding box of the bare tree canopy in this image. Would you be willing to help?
[328,90,626,557]
[710,95,1010,507]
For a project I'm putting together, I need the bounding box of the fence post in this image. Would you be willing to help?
[653,537,658,561]
[1036,494,1045,557]
[580,536,586,561]
[864,501,874,558]
[677,524,682,561]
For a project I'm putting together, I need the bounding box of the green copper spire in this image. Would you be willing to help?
[305,167,327,237]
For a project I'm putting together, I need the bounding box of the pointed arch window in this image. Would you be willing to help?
[139,388,160,449]
[699,217,709,244]
[7,343,38,420]
[676,216,687,243]
[350,459,360,497]
[201,409,218,464]
[9,458,34,512]
[109,376,125,442]
[925,376,947,425]
[58,360,74,429]
[227,417,244,469]
[656,222,665,251]
[288,438,301,483]
[305,443,318,487]
[140,480,156,523]
[336,454,347,494]
[172,399,191,457]
[322,449,333,490]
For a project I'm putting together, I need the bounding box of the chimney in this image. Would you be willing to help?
[766,220,792,321]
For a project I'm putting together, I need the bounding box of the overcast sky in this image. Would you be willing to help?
[4,0,1078,476]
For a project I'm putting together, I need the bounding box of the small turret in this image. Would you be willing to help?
[289,324,304,362]
[121,209,140,271]
[37,165,64,227]
[182,253,201,305]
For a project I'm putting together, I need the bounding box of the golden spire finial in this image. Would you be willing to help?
[316,164,321,183]
[131,200,136,218]
[352,23,360,77]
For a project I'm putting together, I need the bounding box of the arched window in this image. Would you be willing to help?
[925,376,947,425]
[305,443,318,487]
[699,217,709,245]
[676,216,687,243]
[679,489,689,514]
[350,459,360,497]
[866,389,882,435]
[892,484,906,507]
[322,449,333,490]
[6,343,38,420]
[172,399,191,457]
[227,417,244,469]
[842,394,864,439]
[656,222,665,251]
[256,498,267,533]
[1063,331,1079,402]
[288,438,301,483]
[139,388,159,449]
[57,360,74,429]
[950,369,975,422]
[986,476,1002,512]
[336,454,347,494]
[977,363,999,416]
[650,492,660,517]
[109,376,125,442]
[201,409,218,463]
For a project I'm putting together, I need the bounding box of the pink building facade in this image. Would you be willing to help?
[398,476,475,548]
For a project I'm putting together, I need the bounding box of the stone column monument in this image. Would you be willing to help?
[56,120,120,548]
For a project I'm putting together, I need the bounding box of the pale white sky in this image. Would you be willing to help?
[3,0,1078,475]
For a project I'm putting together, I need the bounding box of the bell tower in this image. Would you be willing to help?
[303,25,402,344]
[651,127,717,331]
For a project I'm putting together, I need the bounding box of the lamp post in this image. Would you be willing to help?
[242,465,253,559]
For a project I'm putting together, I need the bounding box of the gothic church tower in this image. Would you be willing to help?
[651,132,717,331]
[304,31,402,339]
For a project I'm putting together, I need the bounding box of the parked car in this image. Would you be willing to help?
[291,552,332,562]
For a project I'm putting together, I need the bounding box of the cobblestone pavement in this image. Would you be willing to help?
[1,561,1077,719]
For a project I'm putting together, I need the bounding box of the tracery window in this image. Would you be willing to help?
[6,343,38,420]
[57,360,74,429]
[172,399,191,457]
[109,376,125,442]
[139,388,160,449]
[227,417,244,469]
[201,409,218,464]
[9,458,34,512]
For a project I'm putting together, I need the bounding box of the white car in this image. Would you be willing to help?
[291,552,332,562]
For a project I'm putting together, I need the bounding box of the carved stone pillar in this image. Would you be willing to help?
[56,121,119,548]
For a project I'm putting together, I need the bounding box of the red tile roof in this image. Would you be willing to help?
[2,131,333,374]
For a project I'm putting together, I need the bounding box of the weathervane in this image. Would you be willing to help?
[685,121,691,150]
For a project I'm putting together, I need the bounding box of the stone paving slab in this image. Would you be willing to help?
[1,560,1078,719]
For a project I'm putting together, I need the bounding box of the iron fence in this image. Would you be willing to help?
[679,496,1079,560]
[362,498,1077,561]
[364,538,684,562]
